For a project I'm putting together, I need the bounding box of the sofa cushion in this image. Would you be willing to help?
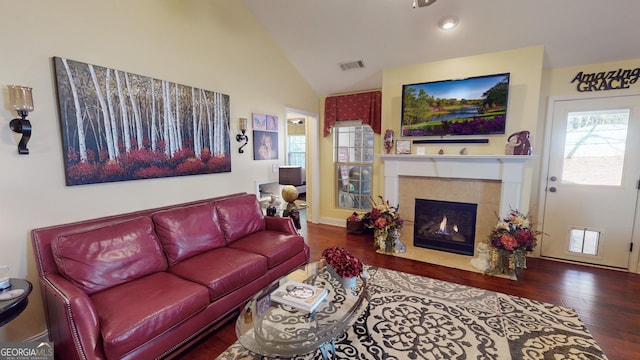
[90,272,210,360]
[228,231,305,269]
[51,217,167,295]
[169,247,268,301]
[152,202,225,266]
[215,194,265,244]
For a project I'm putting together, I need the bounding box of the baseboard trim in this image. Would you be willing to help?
[318,217,345,228]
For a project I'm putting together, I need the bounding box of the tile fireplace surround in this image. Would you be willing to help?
[377,154,536,273]
[378,154,535,218]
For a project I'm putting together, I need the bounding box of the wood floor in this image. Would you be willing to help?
[178,221,640,360]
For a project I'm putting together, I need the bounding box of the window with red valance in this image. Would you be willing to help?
[323,91,381,136]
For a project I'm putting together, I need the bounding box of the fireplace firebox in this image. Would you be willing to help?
[414,199,477,256]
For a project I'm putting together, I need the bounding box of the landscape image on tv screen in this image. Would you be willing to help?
[401,73,510,136]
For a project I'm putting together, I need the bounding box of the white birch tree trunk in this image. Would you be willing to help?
[198,89,205,156]
[125,72,144,150]
[192,87,201,158]
[205,91,213,154]
[204,93,218,155]
[105,69,120,159]
[162,81,170,156]
[61,58,88,161]
[163,80,177,157]
[115,71,132,152]
[169,83,177,156]
[174,83,183,151]
[89,64,115,161]
[151,79,157,151]
[214,92,222,155]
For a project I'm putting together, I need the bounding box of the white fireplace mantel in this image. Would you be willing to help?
[377,154,537,218]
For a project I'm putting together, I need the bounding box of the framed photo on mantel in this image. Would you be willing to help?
[396,140,411,154]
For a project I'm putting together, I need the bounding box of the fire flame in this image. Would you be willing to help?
[436,216,459,235]
[439,216,448,232]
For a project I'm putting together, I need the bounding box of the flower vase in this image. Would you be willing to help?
[491,248,515,276]
[385,230,395,253]
[326,264,357,289]
[513,249,527,269]
[374,228,388,252]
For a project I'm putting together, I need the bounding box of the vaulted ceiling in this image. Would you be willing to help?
[242,0,640,96]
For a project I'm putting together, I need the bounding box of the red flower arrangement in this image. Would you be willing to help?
[363,197,404,231]
[489,209,539,252]
[488,209,541,274]
[322,246,363,278]
[362,196,404,251]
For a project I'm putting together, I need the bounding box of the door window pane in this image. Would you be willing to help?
[562,109,629,186]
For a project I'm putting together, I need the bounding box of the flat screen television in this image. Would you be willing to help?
[401,73,510,136]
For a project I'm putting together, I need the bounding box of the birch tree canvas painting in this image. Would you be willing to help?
[53,57,231,186]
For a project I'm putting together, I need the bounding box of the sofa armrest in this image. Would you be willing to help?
[41,274,105,360]
[264,216,298,235]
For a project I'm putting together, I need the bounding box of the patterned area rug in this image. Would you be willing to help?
[215,266,607,360]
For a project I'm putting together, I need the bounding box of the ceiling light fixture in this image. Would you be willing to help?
[413,0,437,8]
[438,16,459,30]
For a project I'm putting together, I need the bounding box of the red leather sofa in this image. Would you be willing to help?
[31,193,309,359]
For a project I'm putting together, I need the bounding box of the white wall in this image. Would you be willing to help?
[0,0,317,341]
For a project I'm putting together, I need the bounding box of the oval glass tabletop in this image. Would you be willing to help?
[235,261,367,358]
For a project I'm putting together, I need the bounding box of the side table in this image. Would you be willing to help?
[0,278,32,327]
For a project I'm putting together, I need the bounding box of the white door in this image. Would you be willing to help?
[541,94,640,269]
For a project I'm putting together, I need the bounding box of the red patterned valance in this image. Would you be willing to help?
[323,91,381,136]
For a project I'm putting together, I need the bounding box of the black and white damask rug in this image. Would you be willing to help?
[215,267,607,360]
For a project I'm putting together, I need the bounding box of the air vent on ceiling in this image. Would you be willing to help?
[339,60,365,71]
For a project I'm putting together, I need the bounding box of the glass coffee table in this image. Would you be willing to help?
[235,261,368,359]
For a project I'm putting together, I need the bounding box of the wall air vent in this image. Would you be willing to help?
[338,60,365,71]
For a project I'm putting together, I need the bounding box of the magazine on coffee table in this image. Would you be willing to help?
[270,280,328,313]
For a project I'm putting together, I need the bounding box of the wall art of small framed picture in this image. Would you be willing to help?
[253,113,267,130]
[396,140,411,154]
[266,115,278,131]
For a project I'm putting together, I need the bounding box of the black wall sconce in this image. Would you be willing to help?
[8,85,34,155]
[236,117,249,153]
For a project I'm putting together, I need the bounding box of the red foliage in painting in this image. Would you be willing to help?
[133,165,171,179]
[65,140,230,184]
[98,148,110,163]
[200,149,212,163]
[119,149,167,172]
[100,162,127,181]
[156,140,166,153]
[206,155,229,170]
[67,147,80,164]
[170,148,196,167]
[67,162,99,184]
[175,158,206,175]
[86,149,97,163]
